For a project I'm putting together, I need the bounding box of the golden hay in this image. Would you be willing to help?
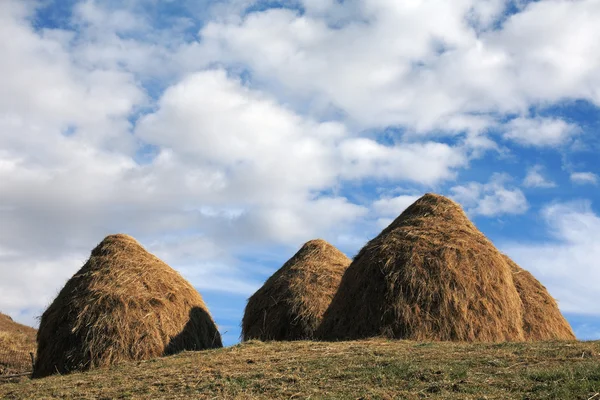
[318,193,526,342]
[242,239,350,341]
[503,255,575,341]
[33,234,222,378]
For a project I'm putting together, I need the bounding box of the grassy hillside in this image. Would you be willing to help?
[0,313,36,375]
[1,339,599,399]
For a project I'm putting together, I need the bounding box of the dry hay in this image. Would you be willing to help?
[503,255,575,340]
[33,234,222,378]
[318,193,526,342]
[242,239,350,341]
[0,313,36,375]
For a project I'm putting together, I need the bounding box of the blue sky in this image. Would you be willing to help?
[1,0,599,346]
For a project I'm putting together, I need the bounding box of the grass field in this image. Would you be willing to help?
[1,339,599,399]
[0,314,36,376]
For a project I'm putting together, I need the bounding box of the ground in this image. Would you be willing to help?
[1,339,599,399]
[0,313,36,376]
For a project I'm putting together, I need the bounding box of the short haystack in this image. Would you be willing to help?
[242,239,350,341]
[33,234,222,378]
[317,193,526,342]
[503,255,575,340]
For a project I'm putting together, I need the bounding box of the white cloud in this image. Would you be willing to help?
[339,139,467,184]
[468,0,508,28]
[490,0,600,104]
[373,195,421,217]
[503,200,600,316]
[74,0,150,34]
[136,69,467,198]
[0,253,85,327]
[234,197,368,245]
[135,69,460,239]
[0,2,145,154]
[570,172,598,186]
[197,5,484,131]
[135,69,342,205]
[503,117,580,147]
[186,0,600,154]
[523,164,556,188]
[450,173,529,217]
[65,0,197,81]
[371,194,421,229]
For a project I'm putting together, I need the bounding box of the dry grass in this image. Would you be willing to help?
[0,314,36,375]
[243,239,350,341]
[504,255,576,341]
[1,339,599,399]
[33,234,222,378]
[319,193,529,342]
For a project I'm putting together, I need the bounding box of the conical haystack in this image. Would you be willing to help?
[503,255,575,340]
[242,239,350,341]
[318,193,526,342]
[33,234,222,378]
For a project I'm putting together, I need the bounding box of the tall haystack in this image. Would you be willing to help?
[503,255,575,340]
[317,193,526,342]
[33,234,222,378]
[242,239,350,341]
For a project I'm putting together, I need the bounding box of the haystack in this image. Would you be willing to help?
[503,255,575,340]
[242,239,350,341]
[33,234,222,378]
[317,193,526,342]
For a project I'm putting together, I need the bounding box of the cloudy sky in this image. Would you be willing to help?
[1,0,599,345]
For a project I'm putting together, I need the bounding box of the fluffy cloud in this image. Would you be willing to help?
[0,0,148,257]
[503,117,580,147]
[233,197,368,245]
[523,164,556,188]
[197,4,486,130]
[570,172,598,186]
[371,194,421,228]
[503,200,600,315]
[491,0,600,104]
[135,70,341,205]
[134,69,462,239]
[372,195,421,217]
[0,252,85,325]
[136,68,468,199]
[450,173,528,217]
[339,139,467,184]
[0,2,145,154]
[195,0,600,140]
